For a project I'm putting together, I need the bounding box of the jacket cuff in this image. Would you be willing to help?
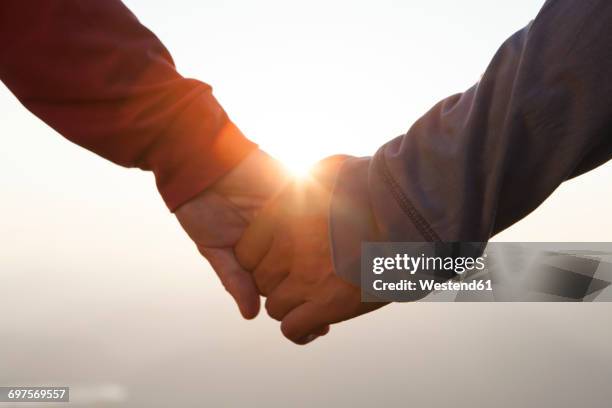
[328,149,436,287]
[328,157,378,287]
[150,92,258,211]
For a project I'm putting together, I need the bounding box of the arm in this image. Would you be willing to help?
[233,0,612,344]
[0,0,256,210]
[330,0,612,286]
[0,0,291,319]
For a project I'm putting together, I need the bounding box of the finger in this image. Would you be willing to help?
[234,204,278,271]
[318,325,331,336]
[264,278,306,321]
[200,246,261,319]
[280,301,334,344]
[282,297,387,343]
[252,236,291,296]
[293,325,331,345]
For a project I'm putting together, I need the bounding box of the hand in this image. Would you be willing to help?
[235,156,386,344]
[175,149,288,319]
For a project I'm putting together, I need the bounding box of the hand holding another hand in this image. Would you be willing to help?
[235,156,386,344]
[175,149,288,319]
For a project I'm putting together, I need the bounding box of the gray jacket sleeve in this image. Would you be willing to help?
[329,0,612,286]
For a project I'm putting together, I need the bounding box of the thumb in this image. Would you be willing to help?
[280,301,334,344]
[234,203,278,271]
[280,297,387,344]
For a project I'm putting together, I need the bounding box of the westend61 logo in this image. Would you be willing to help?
[372,253,487,276]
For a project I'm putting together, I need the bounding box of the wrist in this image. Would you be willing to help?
[211,148,289,198]
[158,120,258,212]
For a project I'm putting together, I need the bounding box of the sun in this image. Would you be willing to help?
[261,139,337,179]
[273,150,319,179]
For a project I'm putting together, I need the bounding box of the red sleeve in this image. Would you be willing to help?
[0,0,257,211]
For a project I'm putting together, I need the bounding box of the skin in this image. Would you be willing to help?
[235,157,387,344]
[175,149,288,319]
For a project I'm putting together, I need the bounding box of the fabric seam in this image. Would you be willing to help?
[374,153,441,242]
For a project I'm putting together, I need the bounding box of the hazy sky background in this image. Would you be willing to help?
[1,1,611,406]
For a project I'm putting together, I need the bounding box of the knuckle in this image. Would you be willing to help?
[253,263,288,297]
[252,267,268,293]
[280,322,298,342]
[265,297,285,321]
[280,320,303,344]
[253,267,275,296]
[234,245,253,270]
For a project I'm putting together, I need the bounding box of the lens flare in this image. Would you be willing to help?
[278,152,317,179]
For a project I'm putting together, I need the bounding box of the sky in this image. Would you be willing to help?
[1,1,611,406]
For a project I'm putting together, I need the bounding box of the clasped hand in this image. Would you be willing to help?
[235,156,384,345]
[175,151,384,345]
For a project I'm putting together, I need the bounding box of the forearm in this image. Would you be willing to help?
[330,0,612,285]
[0,0,256,210]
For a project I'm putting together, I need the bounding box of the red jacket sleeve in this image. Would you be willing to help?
[0,0,257,211]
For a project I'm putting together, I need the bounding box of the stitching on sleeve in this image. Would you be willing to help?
[374,152,442,242]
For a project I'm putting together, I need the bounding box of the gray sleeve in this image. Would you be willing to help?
[329,0,612,286]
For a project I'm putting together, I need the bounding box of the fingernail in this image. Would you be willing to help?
[299,334,318,345]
